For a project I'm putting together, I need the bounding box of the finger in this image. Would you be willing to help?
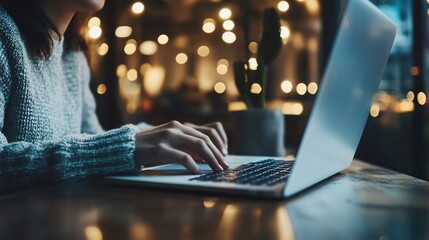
[136,143,200,174]
[205,122,228,149]
[165,130,225,172]
[185,123,227,156]
[175,124,229,170]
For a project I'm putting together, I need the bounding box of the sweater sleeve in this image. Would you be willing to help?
[0,125,138,194]
[79,52,104,134]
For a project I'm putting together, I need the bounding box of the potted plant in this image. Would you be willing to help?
[230,7,285,156]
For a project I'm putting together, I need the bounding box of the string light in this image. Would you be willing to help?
[139,41,158,55]
[217,59,229,67]
[278,1,290,12]
[116,64,127,78]
[89,26,102,39]
[219,8,232,19]
[250,83,262,94]
[97,43,109,56]
[222,31,236,44]
[176,53,188,64]
[97,84,107,95]
[308,82,318,94]
[281,80,293,94]
[124,39,137,55]
[248,42,258,53]
[157,34,169,45]
[296,83,307,95]
[115,26,132,38]
[202,18,216,33]
[197,46,210,57]
[223,20,235,30]
[127,69,138,81]
[217,64,228,75]
[131,2,145,14]
[417,92,426,105]
[88,17,101,28]
[370,104,380,117]
[214,82,226,94]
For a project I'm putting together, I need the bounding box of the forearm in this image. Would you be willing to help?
[0,125,137,194]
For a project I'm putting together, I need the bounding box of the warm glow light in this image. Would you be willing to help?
[176,53,188,64]
[228,101,247,111]
[308,82,318,94]
[85,226,103,240]
[144,66,165,97]
[131,2,145,14]
[203,199,217,208]
[223,20,235,30]
[140,63,152,75]
[281,26,290,39]
[127,69,138,81]
[89,26,102,39]
[203,18,216,33]
[197,45,210,57]
[115,26,132,38]
[407,91,415,102]
[219,8,232,19]
[218,59,229,67]
[417,92,426,105]
[124,39,137,55]
[249,42,258,53]
[97,43,109,56]
[157,34,169,45]
[278,1,290,12]
[116,64,127,78]
[214,82,226,94]
[281,80,293,94]
[282,102,304,115]
[411,66,421,76]
[217,64,228,75]
[296,83,307,95]
[370,104,380,117]
[88,17,101,28]
[248,58,258,70]
[394,100,414,113]
[305,0,320,14]
[97,84,107,95]
[250,83,262,94]
[222,31,236,44]
[292,33,305,49]
[139,41,158,55]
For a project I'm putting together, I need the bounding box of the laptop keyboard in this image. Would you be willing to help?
[190,159,293,186]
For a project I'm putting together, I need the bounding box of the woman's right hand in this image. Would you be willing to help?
[134,121,229,174]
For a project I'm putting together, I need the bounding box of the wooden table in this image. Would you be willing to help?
[0,160,428,240]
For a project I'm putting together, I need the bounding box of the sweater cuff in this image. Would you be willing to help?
[71,124,138,173]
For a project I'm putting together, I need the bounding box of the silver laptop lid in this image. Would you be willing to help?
[284,0,396,196]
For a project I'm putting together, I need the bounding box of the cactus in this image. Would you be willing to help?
[233,7,283,109]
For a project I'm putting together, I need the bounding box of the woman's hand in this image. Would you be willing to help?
[134,121,229,174]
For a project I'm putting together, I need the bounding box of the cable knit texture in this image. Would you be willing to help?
[0,7,138,193]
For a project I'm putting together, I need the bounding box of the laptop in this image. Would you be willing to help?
[106,0,396,199]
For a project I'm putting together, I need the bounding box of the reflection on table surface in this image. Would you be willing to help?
[0,160,428,240]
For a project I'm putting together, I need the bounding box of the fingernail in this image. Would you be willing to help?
[222,148,228,156]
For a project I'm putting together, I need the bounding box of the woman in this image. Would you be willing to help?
[0,0,228,193]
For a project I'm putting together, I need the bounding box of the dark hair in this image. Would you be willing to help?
[0,0,88,59]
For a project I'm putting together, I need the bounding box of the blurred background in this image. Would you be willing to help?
[84,0,429,181]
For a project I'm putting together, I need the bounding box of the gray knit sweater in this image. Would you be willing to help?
[0,8,139,193]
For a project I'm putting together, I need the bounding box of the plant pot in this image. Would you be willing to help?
[230,109,285,156]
